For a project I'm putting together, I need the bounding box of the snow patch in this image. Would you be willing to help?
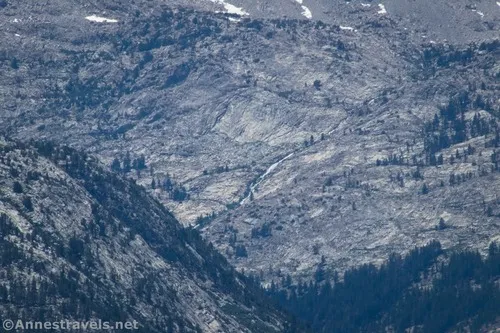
[471,9,484,17]
[209,0,249,16]
[301,5,313,19]
[361,3,371,7]
[340,26,355,31]
[377,4,387,14]
[497,2,500,7]
[295,0,312,19]
[85,15,118,23]
[223,3,248,15]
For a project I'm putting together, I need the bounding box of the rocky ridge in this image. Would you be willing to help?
[0,138,290,332]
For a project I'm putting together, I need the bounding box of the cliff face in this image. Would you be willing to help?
[0,0,499,282]
[0,139,288,332]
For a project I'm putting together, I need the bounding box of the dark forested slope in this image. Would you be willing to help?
[266,241,500,333]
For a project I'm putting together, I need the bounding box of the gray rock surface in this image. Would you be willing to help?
[0,0,499,282]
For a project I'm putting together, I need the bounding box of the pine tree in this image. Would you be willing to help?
[11,57,19,69]
[22,197,34,212]
[13,181,23,193]
[111,158,121,172]
[123,152,131,173]
[437,218,446,230]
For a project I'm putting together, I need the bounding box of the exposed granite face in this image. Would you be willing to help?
[0,0,499,283]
